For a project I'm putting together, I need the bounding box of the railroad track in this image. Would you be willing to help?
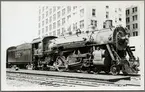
[7,72,125,87]
[6,69,140,87]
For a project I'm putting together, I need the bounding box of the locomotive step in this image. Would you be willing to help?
[6,68,130,82]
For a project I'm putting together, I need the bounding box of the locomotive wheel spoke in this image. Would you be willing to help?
[53,56,67,72]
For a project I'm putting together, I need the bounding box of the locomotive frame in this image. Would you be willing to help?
[6,26,140,75]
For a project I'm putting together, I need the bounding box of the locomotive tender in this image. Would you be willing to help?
[6,26,139,75]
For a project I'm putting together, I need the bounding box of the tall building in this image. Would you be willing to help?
[126,6,139,37]
[38,5,125,38]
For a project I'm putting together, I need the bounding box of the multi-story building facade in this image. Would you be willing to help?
[38,5,125,38]
[126,6,139,37]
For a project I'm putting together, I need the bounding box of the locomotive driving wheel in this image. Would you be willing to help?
[53,56,67,72]
[110,65,120,75]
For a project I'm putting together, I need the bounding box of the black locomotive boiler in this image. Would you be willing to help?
[6,26,140,75]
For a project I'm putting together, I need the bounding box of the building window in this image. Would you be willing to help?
[38,16,41,21]
[73,12,77,15]
[62,27,65,34]
[132,8,135,13]
[126,25,130,30]
[133,15,137,21]
[103,22,106,28]
[38,30,40,35]
[91,20,93,25]
[53,22,56,29]
[46,26,48,32]
[39,23,41,28]
[73,6,77,10]
[115,8,117,13]
[94,20,97,26]
[135,7,137,12]
[67,25,71,32]
[57,20,61,27]
[92,9,96,16]
[106,12,109,18]
[57,6,61,10]
[42,21,44,26]
[132,7,137,13]
[42,13,44,19]
[62,18,65,25]
[80,9,84,17]
[91,20,97,26]
[49,24,52,31]
[53,31,56,36]
[49,32,52,36]
[39,9,41,14]
[73,23,77,31]
[115,18,117,23]
[49,16,52,23]
[57,29,60,35]
[42,6,45,12]
[62,8,65,16]
[53,6,56,12]
[133,31,138,36]
[49,8,52,15]
[53,14,56,21]
[46,11,48,17]
[67,6,71,13]
[126,17,130,23]
[106,6,109,8]
[46,18,48,24]
[42,28,44,33]
[67,15,71,22]
[57,11,61,19]
[126,10,130,15]
[118,8,122,12]
[133,23,138,29]
[80,20,84,29]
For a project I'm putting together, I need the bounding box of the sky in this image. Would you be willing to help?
[1,1,144,90]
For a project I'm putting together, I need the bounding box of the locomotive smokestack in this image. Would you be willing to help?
[103,20,113,28]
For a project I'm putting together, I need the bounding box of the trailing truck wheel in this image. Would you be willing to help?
[110,65,120,75]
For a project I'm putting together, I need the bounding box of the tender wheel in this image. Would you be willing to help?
[110,65,120,75]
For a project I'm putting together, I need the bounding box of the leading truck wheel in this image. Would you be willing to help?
[110,65,120,75]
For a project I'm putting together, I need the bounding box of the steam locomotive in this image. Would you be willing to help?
[6,26,140,75]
